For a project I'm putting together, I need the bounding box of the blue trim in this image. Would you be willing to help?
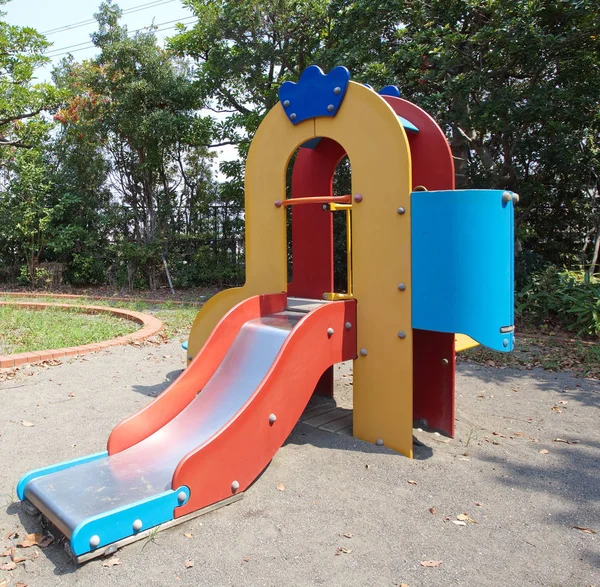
[279,66,350,125]
[300,137,322,150]
[398,115,419,133]
[379,85,401,98]
[70,486,190,556]
[17,451,108,501]
[181,340,188,350]
[411,189,515,352]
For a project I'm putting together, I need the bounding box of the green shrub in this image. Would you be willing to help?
[516,266,600,337]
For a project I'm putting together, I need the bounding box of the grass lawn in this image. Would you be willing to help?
[0,295,200,349]
[0,305,139,355]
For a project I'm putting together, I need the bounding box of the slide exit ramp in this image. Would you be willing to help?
[17,294,356,562]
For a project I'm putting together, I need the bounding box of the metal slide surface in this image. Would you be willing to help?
[24,309,308,539]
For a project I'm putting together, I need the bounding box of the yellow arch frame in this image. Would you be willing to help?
[187,82,414,457]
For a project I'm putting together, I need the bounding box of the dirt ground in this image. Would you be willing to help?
[0,340,598,587]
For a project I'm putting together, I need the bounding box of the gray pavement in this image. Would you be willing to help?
[0,340,598,586]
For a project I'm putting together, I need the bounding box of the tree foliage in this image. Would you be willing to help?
[0,0,598,292]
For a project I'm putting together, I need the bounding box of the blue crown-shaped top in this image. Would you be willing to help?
[278,65,350,125]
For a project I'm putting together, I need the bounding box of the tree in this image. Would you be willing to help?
[53,1,216,288]
[0,0,59,151]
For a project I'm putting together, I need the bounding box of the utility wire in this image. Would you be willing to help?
[42,20,196,60]
[44,16,196,56]
[40,0,177,35]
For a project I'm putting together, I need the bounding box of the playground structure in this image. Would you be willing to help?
[17,66,516,562]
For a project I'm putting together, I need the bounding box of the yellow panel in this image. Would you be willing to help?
[455,333,479,352]
[316,83,413,457]
[186,111,316,360]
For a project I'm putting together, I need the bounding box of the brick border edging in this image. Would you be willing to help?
[0,301,163,369]
[0,291,204,306]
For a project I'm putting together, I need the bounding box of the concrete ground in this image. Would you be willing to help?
[0,340,598,587]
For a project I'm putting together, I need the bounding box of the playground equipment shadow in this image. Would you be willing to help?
[1,340,598,586]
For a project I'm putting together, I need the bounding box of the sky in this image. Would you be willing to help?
[5,0,237,175]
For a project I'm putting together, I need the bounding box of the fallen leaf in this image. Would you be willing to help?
[539,449,549,455]
[0,550,10,558]
[276,483,285,491]
[3,531,17,540]
[474,502,482,507]
[183,532,193,538]
[407,480,417,485]
[573,526,596,534]
[457,513,477,524]
[0,561,16,571]
[20,421,34,427]
[452,520,466,526]
[342,533,353,538]
[558,400,568,405]
[0,580,7,587]
[184,559,194,568]
[484,360,496,367]
[335,547,352,555]
[16,583,27,587]
[420,560,442,567]
[17,533,44,548]
[551,406,562,413]
[242,556,250,563]
[67,393,76,398]
[102,556,121,567]
[553,438,580,445]
[429,507,437,515]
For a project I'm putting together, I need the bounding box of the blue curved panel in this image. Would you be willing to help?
[279,66,350,125]
[411,189,515,352]
[379,85,401,98]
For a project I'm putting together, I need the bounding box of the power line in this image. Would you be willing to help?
[44,16,197,57]
[43,20,197,61]
[41,0,178,36]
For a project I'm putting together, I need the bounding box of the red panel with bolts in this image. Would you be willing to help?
[107,293,288,455]
[288,138,346,397]
[382,96,457,437]
[172,299,357,517]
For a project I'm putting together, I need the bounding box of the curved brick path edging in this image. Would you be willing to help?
[0,301,163,369]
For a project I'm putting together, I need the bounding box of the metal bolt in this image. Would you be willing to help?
[360,348,368,356]
[397,283,406,291]
[503,338,509,348]
[177,491,187,503]
[376,438,384,446]
[133,519,143,532]
[441,358,449,365]
[502,191,513,203]
[89,535,100,548]
[290,113,297,121]
[269,413,277,424]
[274,200,282,208]
[231,480,240,493]
[345,322,352,330]
[397,207,406,215]
[327,104,334,112]
[283,100,290,107]
[334,87,341,95]
[354,193,363,203]
[398,331,406,339]
[187,355,193,361]
[327,327,334,337]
